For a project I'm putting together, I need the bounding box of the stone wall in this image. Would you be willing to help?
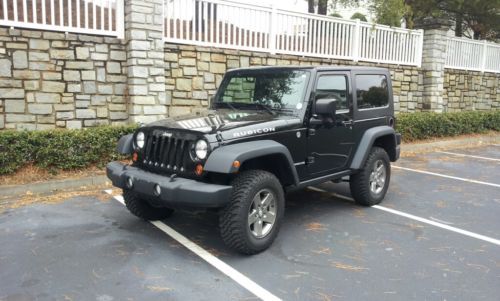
[1,25,499,131]
[164,44,424,116]
[0,28,128,130]
[443,69,499,112]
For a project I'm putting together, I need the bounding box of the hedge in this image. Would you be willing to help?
[0,111,499,175]
[396,111,500,142]
[0,125,137,175]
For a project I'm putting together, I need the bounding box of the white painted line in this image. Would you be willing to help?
[437,151,500,162]
[107,192,281,301]
[372,205,500,246]
[307,187,500,246]
[392,165,500,188]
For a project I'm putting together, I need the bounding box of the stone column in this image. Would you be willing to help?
[415,18,451,112]
[125,0,167,123]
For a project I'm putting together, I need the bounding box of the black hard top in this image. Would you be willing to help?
[227,65,388,73]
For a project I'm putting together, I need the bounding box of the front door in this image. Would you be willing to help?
[307,72,355,176]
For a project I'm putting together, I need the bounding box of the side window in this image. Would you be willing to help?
[355,74,389,109]
[315,75,348,111]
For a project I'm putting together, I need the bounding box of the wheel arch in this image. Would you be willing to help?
[204,140,300,186]
[350,126,397,170]
[116,134,134,154]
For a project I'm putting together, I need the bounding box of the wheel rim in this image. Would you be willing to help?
[248,189,277,239]
[369,159,386,195]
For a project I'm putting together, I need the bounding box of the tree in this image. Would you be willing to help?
[318,0,328,15]
[406,0,500,40]
[371,0,410,27]
[308,0,315,13]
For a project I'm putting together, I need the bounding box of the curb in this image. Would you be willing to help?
[0,175,110,198]
[401,133,500,155]
[1,133,499,197]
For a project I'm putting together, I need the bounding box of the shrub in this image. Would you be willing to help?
[0,111,499,175]
[0,125,137,175]
[350,12,368,22]
[396,111,500,142]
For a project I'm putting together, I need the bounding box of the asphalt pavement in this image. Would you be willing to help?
[1,144,499,301]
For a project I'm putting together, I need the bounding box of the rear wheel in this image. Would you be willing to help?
[349,147,391,206]
[219,170,284,255]
[123,190,174,220]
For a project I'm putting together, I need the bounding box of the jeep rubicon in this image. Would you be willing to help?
[107,66,401,254]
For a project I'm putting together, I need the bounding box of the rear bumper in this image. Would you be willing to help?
[106,161,233,208]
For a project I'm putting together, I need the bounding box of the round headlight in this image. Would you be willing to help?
[194,140,208,160]
[136,132,145,149]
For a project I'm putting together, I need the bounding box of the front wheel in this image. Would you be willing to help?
[349,147,391,206]
[219,170,285,255]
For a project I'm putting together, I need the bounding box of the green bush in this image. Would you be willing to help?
[396,111,500,142]
[350,12,368,22]
[0,125,137,175]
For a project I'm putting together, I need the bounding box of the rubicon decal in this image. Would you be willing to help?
[233,127,276,138]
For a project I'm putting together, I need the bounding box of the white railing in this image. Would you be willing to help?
[164,0,424,67]
[446,37,500,73]
[0,0,124,38]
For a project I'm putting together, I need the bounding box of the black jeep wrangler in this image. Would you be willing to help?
[107,66,401,254]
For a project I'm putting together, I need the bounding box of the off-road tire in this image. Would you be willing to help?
[219,170,285,255]
[123,189,174,220]
[349,146,391,206]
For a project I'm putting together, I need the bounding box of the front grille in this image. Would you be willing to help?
[140,130,194,174]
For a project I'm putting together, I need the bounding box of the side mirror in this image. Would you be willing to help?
[315,98,337,120]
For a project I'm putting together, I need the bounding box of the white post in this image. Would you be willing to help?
[116,0,125,39]
[268,4,277,54]
[416,29,424,67]
[480,40,488,73]
[352,19,361,62]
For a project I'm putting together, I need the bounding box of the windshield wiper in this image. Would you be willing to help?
[253,103,276,115]
[217,102,237,111]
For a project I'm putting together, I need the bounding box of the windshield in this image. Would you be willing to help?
[214,70,310,115]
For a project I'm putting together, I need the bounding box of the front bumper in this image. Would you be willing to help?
[106,161,233,208]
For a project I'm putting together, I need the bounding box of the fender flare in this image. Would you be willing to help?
[116,134,134,154]
[350,126,396,170]
[204,140,300,185]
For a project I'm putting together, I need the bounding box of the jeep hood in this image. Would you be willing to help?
[146,109,300,139]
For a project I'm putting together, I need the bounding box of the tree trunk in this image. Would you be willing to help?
[454,12,463,37]
[308,0,315,13]
[318,0,328,15]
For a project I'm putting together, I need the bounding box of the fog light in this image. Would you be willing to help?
[153,184,161,196]
[126,177,134,189]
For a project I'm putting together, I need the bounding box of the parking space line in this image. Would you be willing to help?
[437,151,500,162]
[372,205,500,246]
[105,191,281,301]
[307,187,500,246]
[392,166,500,188]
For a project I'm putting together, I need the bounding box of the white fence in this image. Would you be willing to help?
[164,0,424,66]
[0,0,124,38]
[446,37,500,73]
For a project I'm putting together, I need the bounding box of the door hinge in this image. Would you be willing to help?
[307,128,316,136]
[306,156,315,164]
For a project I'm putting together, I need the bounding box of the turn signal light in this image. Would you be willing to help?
[195,164,204,176]
[132,152,138,162]
[232,160,241,169]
